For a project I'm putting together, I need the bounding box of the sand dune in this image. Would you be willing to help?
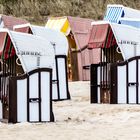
[0,81,140,140]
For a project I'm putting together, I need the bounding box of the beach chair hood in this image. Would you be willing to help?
[88,21,117,49]
[46,16,71,36]
[0,28,55,73]
[31,25,69,55]
[14,24,69,55]
[110,23,140,60]
[104,4,140,23]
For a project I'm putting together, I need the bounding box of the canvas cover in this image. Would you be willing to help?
[104,4,140,23]
[110,23,140,60]
[31,25,68,55]
[14,24,68,55]
[46,16,71,36]
[89,21,140,60]
[0,29,55,72]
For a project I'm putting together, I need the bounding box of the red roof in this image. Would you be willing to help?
[88,23,116,49]
[14,26,30,33]
[67,16,93,49]
[14,26,33,34]
[1,15,28,30]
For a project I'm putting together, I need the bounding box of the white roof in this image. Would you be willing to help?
[14,24,69,55]
[0,28,55,72]
[110,23,140,60]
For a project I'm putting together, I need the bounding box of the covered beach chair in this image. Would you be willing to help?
[0,29,55,123]
[46,16,100,81]
[89,21,140,104]
[88,21,123,104]
[104,4,140,23]
[14,23,70,101]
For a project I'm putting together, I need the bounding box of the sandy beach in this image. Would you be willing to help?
[0,81,140,140]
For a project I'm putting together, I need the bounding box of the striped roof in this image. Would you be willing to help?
[104,5,124,23]
[0,29,55,72]
[46,16,71,36]
[104,4,140,23]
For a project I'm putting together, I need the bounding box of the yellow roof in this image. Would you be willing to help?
[46,17,71,36]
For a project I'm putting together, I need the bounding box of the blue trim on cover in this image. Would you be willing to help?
[119,19,140,28]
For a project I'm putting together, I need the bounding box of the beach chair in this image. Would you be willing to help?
[46,16,100,81]
[14,23,70,101]
[0,29,55,123]
[89,20,140,104]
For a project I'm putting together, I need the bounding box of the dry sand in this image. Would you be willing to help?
[0,81,140,140]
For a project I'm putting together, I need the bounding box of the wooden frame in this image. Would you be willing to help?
[110,56,140,104]
[54,55,70,101]
[90,56,140,104]
[1,68,54,123]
